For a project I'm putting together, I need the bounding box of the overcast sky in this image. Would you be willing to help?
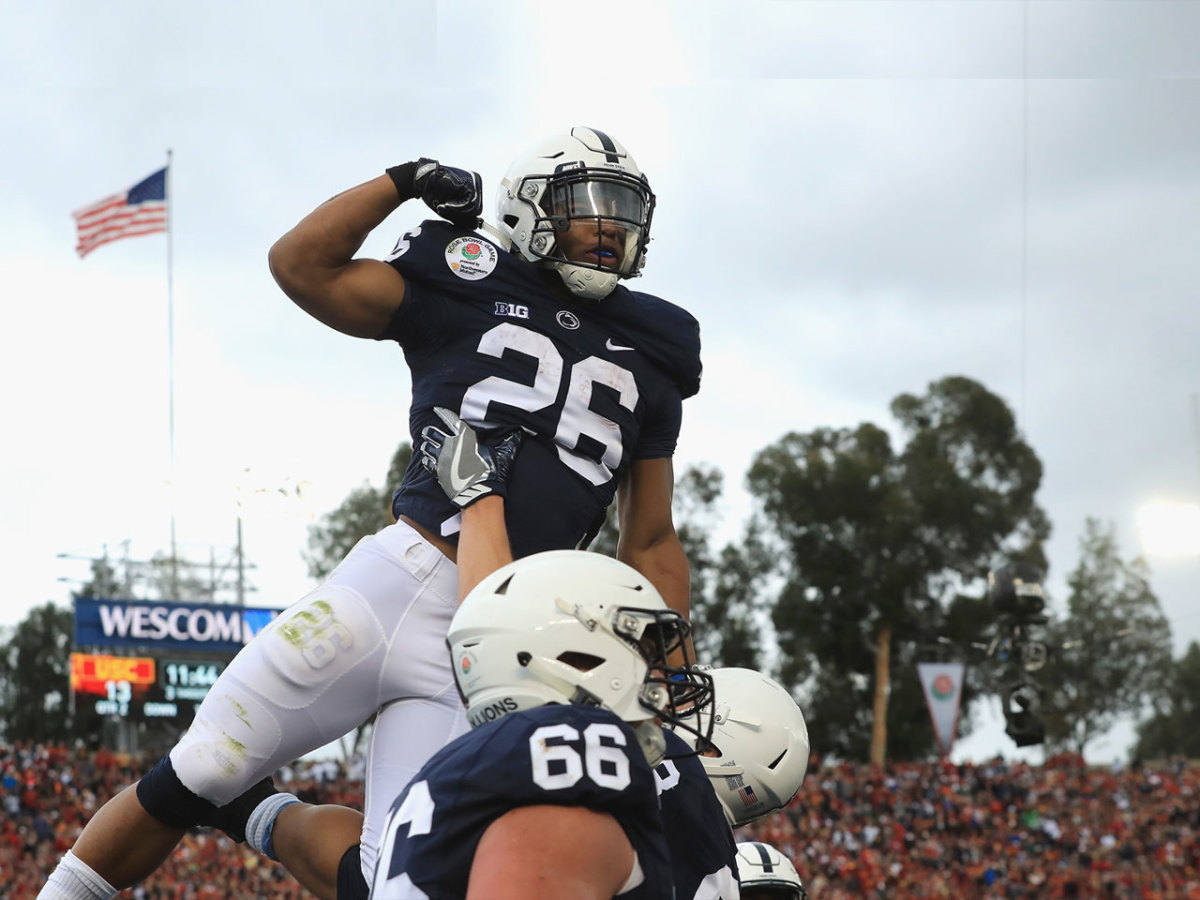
[3,1,1198,764]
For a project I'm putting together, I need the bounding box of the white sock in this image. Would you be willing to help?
[37,850,118,900]
[246,791,301,860]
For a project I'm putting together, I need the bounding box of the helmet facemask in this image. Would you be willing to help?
[554,600,714,760]
[497,127,656,300]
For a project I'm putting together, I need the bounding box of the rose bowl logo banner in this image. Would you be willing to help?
[917,661,966,757]
[73,597,278,655]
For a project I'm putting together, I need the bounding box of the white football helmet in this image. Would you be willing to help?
[735,842,807,900]
[678,667,809,827]
[496,126,655,300]
[446,550,710,765]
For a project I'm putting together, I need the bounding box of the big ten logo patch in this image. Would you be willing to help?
[494,301,529,319]
[277,599,353,669]
[445,236,499,280]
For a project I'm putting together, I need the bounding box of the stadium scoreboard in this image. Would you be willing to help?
[70,652,228,721]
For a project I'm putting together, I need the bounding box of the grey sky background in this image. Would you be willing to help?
[3,1,1198,763]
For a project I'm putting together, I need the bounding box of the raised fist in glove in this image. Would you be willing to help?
[387,158,483,228]
[419,407,523,508]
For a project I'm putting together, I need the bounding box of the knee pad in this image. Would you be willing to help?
[337,843,368,900]
[135,755,221,829]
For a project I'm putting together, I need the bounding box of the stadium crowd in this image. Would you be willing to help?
[2,740,1197,899]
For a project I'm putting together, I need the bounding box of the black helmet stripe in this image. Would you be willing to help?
[580,126,620,163]
[754,842,775,873]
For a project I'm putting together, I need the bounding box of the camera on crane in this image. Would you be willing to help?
[988,563,1048,625]
[988,563,1049,746]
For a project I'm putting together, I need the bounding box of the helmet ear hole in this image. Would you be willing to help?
[557,651,605,672]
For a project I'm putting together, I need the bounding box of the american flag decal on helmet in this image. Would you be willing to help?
[740,784,758,806]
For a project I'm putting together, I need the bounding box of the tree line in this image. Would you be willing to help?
[3,375,1197,763]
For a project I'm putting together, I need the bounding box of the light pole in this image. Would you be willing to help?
[234,469,316,606]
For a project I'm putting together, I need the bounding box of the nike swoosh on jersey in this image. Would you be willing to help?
[606,339,636,352]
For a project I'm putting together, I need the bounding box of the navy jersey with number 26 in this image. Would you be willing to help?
[381,221,702,558]
[370,705,673,900]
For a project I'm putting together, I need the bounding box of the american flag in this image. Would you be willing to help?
[73,167,168,258]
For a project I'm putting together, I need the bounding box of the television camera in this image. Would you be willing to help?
[982,563,1049,747]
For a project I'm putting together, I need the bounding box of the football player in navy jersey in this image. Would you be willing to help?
[237,517,707,900]
[370,548,710,900]
[654,728,741,900]
[37,127,702,900]
[653,666,811,900]
[255,665,804,900]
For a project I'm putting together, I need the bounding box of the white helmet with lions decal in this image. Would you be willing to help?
[496,126,655,300]
[677,667,809,827]
[446,550,711,766]
[735,842,807,900]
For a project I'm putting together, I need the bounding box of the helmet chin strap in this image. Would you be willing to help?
[553,261,619,301]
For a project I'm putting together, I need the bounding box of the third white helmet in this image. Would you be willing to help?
[679,667,809,827]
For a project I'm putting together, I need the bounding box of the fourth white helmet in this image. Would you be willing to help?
[735,842,807,900]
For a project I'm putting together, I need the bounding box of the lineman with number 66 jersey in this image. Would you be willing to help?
[372,547,713,900]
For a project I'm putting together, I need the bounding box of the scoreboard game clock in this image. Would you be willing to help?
[70,652,228,722]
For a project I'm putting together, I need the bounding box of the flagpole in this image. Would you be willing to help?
[166,148,179,599]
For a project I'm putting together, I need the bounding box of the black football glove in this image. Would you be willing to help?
[387,159,483,228]
[419,407,523,509]
[413,158,482,227]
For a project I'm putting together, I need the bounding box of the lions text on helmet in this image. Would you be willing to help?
[496,126,655,300]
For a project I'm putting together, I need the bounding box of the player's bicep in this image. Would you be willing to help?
[468,805,635,900]
[274,253,406,339]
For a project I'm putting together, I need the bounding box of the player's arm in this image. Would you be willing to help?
[417,407,523,600]
[616,456,690,620]
[467,805,636,900]
[457,498,513,602]
[269,176,408,338]
[268,161,482,338]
